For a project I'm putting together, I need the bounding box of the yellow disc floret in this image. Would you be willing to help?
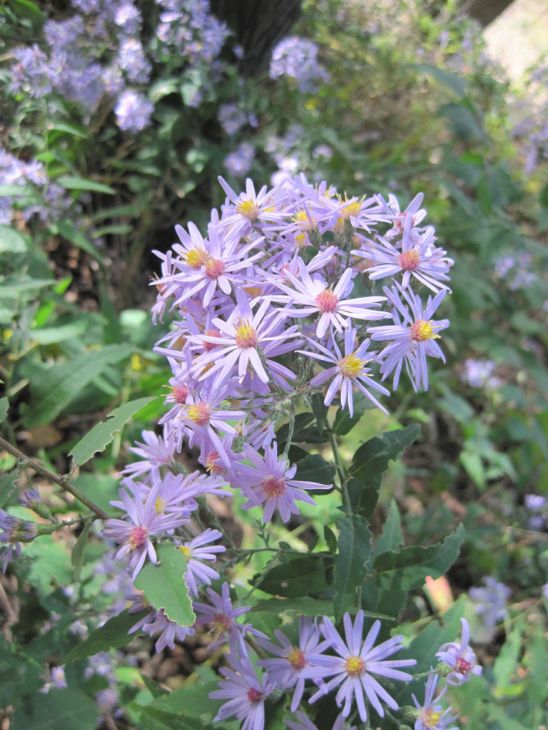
[421,709,442,728]
[185,248,206,268]
[179,545,192,558]
[410,319,439,342]
[236,199,260,221]
[338,353,365,379]
[345,656,365,676]
[234,321,258,348]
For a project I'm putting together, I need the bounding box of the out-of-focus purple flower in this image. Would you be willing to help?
[0,510,37,572]
[271,259,387,339]
[258,617,330,711]
[369,284,449,392]
[155,0,229,65]
[117,38,151,83]
[210,648,273,730]
[412,672,459,730]
[40,666,67,693]
[235,442,331,523]
[96,688,118,714]
[224,143,255,177]
[19,488,40,508]
[218,103,249,136]
[102,65,125,96]
[114,2,142,34]
[309,612,415,723]
[114,89,154,132]
[179,528,225,595]
[270,36,329,92]
[461,358,501,389]
[469,577,510,633]
[524,494,546,511]
[301,328,389,415]
[9,45,52,97]
[435,618,482,686]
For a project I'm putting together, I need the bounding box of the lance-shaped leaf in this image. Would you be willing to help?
[70,396,158,466]
[64,609,147,663]
[135,543,195,627]
[334,514,371,621]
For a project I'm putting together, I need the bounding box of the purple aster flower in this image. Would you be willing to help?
[210,649,273,730]
[271,259,387,339]
[117,38,151,83]
[235,442,331,523]
[225,143,255,177]
[286,712,356,730]
[122,429,177,479]
[114,2,142,34]
[194,582,264,652]
[524,494,546,511]
[385,192,427,241]
[412,672,459,730]
[435,618,482,686]
[355,225,453,293]
[9,44,52,97]
[369,284,449,392]
[191,289,300,387]
[218,103,249,136]
[129,606,194,653]
[300,328,390,415]
[96,688,118,714]
[309,612,416,723]
[114,90,153,132]
[218,177,289,237]
[0,510,37,572]
[258,617,330,711]
[179,528,226,596]
[270,36,329,92]
[461,358,501,389]
[103,483,189,579]
[469,577,510,633]
[40,666,67,694]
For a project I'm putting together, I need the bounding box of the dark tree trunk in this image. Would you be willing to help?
[211,0,302,76]
[465,0,515,27]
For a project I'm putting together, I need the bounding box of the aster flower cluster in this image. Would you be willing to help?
[270,36,329,92]
[7,0,229,133]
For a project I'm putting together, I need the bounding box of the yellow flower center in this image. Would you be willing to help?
[410,320,438,342]
[179,545,192,558]
[262,476,286,497]
[345,656,365,676]
[338,353,365,379]
[315,289,339,313]
[236,199,260,221]
[293,210,316,230]
[185,248,206,268]
[234,321,258,348]
[295,232,308,248]
[186,402,211,426]
[399,249,420,271]
[287,648,306,670]
[154,497,166,514]
[421,709,443,728]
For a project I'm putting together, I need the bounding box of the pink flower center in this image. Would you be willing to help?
[186,402,211,426]
[315,289,339,313]
[235,321,258,348]
[287,648,306,670]
[213,613,233,632]
[456,657,472,674]
[205,257,225,278]
[205,451,224,475]
[247,688,264,703]
[203,328,221,352]
[172,384,189,404]
[128,526,148,550]
[345,656,365,676]
[399,249,420,271]
[262,476,286,497]
[410,319,436,342]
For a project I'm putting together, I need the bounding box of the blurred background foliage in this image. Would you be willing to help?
[0,0,546,728]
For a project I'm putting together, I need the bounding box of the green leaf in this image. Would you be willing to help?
[412,63,467,96]
[334,515,371,621]
[0,278,55,298]
[295,454,335,485]
[11,688,98,730]
[0,396,8,423]
[0,469,19,508]
[332,395,367,435]
[493,620,523,690]
[64,609,146,663]
[48,121,88,139]
[460,449,485,490]
[0,184,35,197]
[374,501,403,558]
[57,175,115,195]
[9,0,45,30]
[71,521,92,578]
[253,596,335,616]
[23,344,133,427]
[24,535,72,596]
[349,426,421,518]
[55,220,105,265]
[254,554,332,597]
[70,396,158,466]
[30,321,88,345]
[135,544,195,626]
[0,225,27,254]
[373,525,465,590]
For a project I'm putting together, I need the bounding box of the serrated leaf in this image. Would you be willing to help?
[334,515,371,621]
[374,501,403,558]
[373,525,465,590]
[349,426,420,518]
[0,396,8,423]
[70,396,157,466]
[57,175,115,195]
[23,344,133,427]
[64,609,146,663]
[135,544,195,627]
